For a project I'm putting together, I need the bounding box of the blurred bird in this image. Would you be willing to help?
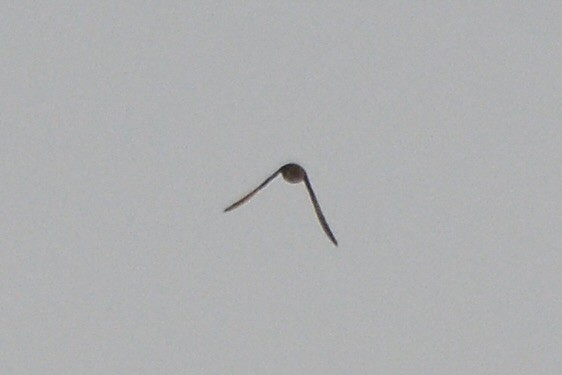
[224,163,338,246]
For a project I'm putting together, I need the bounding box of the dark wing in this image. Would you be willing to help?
[224,168,281,212]
[303,175,338,246]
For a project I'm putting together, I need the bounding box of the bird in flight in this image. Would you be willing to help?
[224,163,338,246]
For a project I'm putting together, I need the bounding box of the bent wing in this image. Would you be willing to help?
[224,168,281,212]
[303,175,338,246]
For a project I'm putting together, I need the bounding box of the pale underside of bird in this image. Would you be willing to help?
[224,163,338,246]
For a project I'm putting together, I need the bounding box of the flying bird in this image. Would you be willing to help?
[224,163,338,246]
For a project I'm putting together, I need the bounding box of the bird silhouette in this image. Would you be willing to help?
[224,163,338,246]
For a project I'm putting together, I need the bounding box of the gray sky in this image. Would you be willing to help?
[2,2,561,374]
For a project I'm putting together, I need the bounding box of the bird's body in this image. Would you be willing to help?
[280,163,305,183]
[224,163,338,246]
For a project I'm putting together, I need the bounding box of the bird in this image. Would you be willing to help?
[224,163,338,246]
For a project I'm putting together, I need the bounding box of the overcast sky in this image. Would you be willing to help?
[2,2,561,374]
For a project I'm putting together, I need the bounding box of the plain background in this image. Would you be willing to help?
[2,2,561,374]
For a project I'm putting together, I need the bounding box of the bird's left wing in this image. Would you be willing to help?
[224,168,281,212]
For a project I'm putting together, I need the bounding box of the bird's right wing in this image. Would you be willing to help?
[304,175,338,246]
[224,168,281,212]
